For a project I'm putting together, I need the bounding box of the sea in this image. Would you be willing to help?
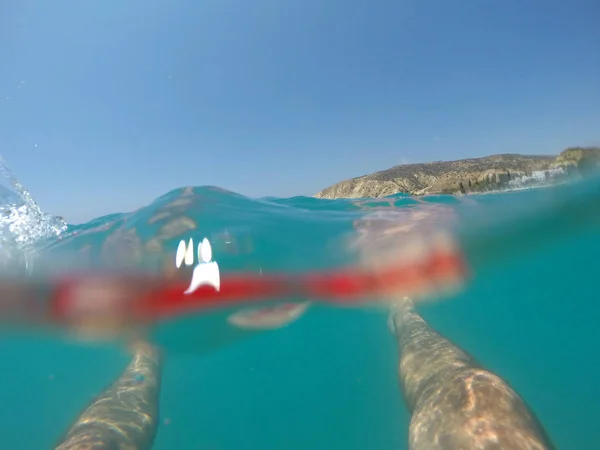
[0,161,598,450]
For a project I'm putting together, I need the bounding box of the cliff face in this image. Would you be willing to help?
[314,148,599,199]
[555,147,600,176]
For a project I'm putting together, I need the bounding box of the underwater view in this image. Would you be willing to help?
[3,1,600,448]
[0,160,598,449]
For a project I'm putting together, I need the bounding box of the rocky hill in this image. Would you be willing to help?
[314,147,600,199]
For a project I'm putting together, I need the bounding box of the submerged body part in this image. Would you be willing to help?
[389,299,555,450]
[55,342,162,450]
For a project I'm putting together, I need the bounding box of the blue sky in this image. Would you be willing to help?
[1,0,599,223]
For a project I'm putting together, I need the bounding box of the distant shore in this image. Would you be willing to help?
[314,147,600,199]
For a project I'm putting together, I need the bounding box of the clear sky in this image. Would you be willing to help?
[1,0,599,223]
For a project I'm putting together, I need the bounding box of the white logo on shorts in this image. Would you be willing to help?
[175,237,220,294]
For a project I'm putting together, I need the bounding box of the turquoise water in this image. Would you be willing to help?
[0,177,599,449]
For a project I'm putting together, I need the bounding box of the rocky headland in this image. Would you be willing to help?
[314,147,600,199]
